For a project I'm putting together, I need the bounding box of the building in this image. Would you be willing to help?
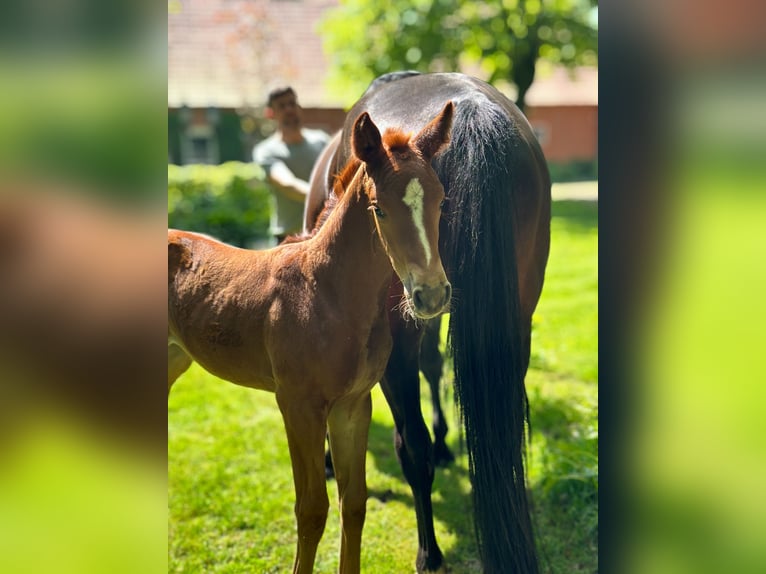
[168,0,597,179]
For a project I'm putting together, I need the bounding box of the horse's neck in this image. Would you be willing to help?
[310,178,392,297]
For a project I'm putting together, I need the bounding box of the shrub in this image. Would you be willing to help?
[168,162,272,247]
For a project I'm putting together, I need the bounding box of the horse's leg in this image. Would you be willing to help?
[276,390,330,574]
[418,316,454,466]
[168,342,192,394]
[327,392,372,574]
[381,321,445,574]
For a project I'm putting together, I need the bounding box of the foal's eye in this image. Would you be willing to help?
[374,206,386,218]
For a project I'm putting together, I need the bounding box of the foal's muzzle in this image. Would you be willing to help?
[411,281,452,319]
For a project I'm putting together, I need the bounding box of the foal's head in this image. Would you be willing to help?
[352,102,454,319]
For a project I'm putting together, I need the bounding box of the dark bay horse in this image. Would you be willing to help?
[168,104,454,573]
[306,72,551,574]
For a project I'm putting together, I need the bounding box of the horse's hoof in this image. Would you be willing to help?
[417,550,448,574]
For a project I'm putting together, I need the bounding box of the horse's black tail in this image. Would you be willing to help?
[436,98,540,573]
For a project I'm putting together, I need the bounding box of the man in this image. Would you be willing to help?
[253,87,331,243]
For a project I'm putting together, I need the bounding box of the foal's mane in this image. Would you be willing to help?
[311,156,360,235]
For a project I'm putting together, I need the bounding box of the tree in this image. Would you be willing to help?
[320,0,597,111]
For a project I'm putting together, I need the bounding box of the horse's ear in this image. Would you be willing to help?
[352,112,383,164]
[413,101,454,160]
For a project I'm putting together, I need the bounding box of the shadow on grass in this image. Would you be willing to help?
[365,415,482,568]
[365,403,598,574]
[365,415,470,493]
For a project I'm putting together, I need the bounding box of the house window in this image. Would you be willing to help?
[181,124,220,165]
[191,136,209,159]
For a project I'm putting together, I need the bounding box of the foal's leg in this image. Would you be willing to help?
[276,391,330,574]
[325,317,452,479]
[327,392,372,574]
[418,316,454,466]
[168,343,192,394]
[380,320,445,574]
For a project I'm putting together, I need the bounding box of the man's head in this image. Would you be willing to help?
[265,87,301,131]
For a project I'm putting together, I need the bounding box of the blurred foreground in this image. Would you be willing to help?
[0,2,166,573]
[602,2,766,572]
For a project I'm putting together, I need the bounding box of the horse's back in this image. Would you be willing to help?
[168,229,257,283]
[308,73,547,215]
[345,73,540,150]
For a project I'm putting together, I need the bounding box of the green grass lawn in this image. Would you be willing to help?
[169,199,598,573]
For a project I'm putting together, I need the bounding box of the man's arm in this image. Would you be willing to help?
[267,161,310,201]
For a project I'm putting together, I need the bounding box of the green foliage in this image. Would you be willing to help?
[0,63,165,199]
[320,0,598,108]
[167,162,272,247]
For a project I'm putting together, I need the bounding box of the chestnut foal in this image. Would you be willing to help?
[168,103,453,573]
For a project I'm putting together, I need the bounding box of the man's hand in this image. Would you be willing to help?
[269,161,310,200]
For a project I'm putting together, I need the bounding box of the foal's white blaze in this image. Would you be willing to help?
[403,178,431,266]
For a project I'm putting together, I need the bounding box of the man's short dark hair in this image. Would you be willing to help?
[267,86,296,107]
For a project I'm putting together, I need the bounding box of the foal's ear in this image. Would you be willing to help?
[413,101,454,160]
[352,112,383,164]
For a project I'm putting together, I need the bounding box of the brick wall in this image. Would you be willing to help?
[527,105,598,163]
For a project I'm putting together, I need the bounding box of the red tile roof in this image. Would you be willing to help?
[169,0,339,108]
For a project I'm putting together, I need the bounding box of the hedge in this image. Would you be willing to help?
[167,159,597,249]
[168,162,272,248]
[547,159,598,183]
